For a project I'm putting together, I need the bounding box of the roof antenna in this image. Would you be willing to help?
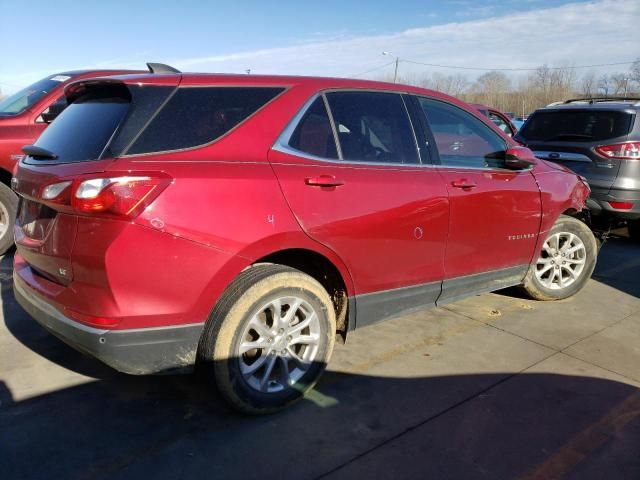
[146,63,181,74]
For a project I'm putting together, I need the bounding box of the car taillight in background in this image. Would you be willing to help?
[39,174,171,218]
[608,201,634,210]
[594,142,640,160]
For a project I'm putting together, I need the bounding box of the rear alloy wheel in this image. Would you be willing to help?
[198,264,336,414]
[0,182,18,255]
[522,215,597,300]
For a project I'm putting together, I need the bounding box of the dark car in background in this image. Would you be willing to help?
[0,68,142,254]
[515,98,640,240]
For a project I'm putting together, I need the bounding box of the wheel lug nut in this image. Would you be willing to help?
[281,349,287,355]
[267,338,273,343]
[278,328,284,334]
[562,261,566,265]
[286,335,292,341]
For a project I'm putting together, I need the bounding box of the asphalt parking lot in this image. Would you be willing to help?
[1,230,639,480]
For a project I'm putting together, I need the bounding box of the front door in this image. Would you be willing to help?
[270,91,450,326]
[415,97,542,303]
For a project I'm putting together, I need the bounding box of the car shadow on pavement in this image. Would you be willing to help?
[591,233,640,299]
[1,364,639,480]
[2,239,639,480]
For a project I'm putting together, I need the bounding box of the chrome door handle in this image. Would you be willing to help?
[451,179,477,190]
[304,175,345,187]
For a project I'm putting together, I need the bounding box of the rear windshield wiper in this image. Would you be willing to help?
[541,134,594,141]
[22,145,58,160]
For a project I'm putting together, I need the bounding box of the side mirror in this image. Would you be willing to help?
[505,146,537,170]
[37,98,67,124]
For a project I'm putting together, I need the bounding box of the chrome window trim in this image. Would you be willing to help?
[321,92,343,160]
[274,89,423,166]
[273,90,531,173]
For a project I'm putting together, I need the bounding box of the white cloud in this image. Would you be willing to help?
[166,0,639,81]
[2,0,638,94]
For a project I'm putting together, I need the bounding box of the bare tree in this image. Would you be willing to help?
[629,59,640,89]
[598,74,611,97]
[580,71,596,97]
[470,71,511,109]
[610,73,630,96]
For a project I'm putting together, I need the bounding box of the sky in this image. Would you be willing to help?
[0,0,638,94]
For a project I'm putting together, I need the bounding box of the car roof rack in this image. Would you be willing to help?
[146,63,181,74]
[561,97,640,105]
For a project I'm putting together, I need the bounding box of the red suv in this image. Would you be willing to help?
[0,68,141,254]
[13,70,596,413]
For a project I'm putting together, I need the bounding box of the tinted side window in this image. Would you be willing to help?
[128,87,284,155]
[326,92,419,164]
[288,97,338,159]
[418,98,506,168]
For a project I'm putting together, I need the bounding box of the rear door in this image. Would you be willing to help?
[270,91,449,324]
[515,108,636,193]
[415,96,541,302]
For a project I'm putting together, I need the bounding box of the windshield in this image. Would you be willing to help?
[0,75,72,116]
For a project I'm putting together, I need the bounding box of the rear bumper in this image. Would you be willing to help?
[14,275,204,374]
[587,187,640,220]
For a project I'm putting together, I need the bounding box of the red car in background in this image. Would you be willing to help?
[0,68,142,253]
[472,103,518,137]
[13,70,596,413]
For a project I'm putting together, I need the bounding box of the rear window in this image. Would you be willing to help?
[127,87,284,154]
[518,110,634,142]
[31,84,133,163]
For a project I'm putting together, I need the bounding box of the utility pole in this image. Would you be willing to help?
[393,56,399,83]
[382,51,400,83]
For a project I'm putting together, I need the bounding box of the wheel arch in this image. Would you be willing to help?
[252,247,353,339]
[0,168,12,187]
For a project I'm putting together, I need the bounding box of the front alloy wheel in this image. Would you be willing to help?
[534,232,587,290]
[522,215,597,301]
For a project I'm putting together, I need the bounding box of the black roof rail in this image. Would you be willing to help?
[146,63,181,74]
[562,96,640,104]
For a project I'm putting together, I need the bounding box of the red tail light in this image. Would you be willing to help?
[39,174,171,218]
[594,142,640,160]
[608,201,634,210]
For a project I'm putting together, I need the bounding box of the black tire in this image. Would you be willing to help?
[628,219,640,242]
[197,264,336,414]
[521,215,598,301]
[0,182,17,255]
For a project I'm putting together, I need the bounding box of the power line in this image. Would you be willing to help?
[349,61,397,78]
[401,59,636,72]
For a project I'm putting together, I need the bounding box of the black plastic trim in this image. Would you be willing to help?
[14,276,203,375]
[438,265,528,305]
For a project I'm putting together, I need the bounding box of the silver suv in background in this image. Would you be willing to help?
[514,98,640,240]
